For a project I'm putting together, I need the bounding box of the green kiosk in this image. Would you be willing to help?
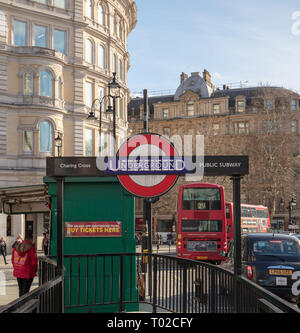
[45,157,138,313]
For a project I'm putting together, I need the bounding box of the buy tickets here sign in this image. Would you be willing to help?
[65,221,122,237]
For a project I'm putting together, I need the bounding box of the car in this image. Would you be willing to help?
[222,233,300,305]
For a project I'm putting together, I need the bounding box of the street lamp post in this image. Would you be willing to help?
[288,198,297,228]
[107,72,121,155]
[280,198,297,230]
[87,72,121,156]
[54,132,63,157]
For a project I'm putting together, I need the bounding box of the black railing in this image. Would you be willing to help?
[64,253,300,313]
[0,257,63,313]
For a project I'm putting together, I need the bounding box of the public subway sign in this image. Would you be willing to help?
[46,155,249,177]
[65,221,122,237]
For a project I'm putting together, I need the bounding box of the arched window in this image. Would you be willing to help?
[98,44,105,68]
[119,59,123,80]
[40,70,53,97]
[86,0,92,19]
[119,22,123,39]
[23,72,33,95]
[85,38,93,63]
[40,120,53,153]
[58,76,62,99]
[98,4,104,25]
[113,54,117,73]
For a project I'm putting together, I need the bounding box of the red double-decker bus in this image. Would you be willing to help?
[177,183,227,264]
[225,203,271,245]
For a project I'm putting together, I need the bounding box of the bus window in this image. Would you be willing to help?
[251,208,257,217]
[182,188,221,210]
[257,210,264,218]
[263,208,269,218]
[247,207,251,217]
[241,206,247,217]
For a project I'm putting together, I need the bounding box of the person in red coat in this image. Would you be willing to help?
[12,237,38,297]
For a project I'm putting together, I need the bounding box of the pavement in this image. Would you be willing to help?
[0,253,41,307]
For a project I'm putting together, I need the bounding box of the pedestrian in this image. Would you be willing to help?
[12,235,22,249]
[12,237,38,297]
[167,232,173,246]
[0,237,8,265]
[42,232,49,255]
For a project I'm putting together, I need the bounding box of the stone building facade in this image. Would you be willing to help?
[0,0,137,251]
[128,70,300,235]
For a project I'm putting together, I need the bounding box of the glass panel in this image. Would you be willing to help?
[40,121,53,153]
[85,128,93,156]
[54,0,66,9]
[54,29,66,54]
[23,72,33,95]
[182,188,221,210]
[118,98,123,119]
[98,45,105,68]
[113,54,117,73]
[58,77,62,99]
[119,59,123,80]
[14,20,26,46]
[36,0,47,3]
[250,239,300,257]
[182,220,222,232]
[40,71,52,97]
[86,0,92,19]
[23,131,33,152]
[85,39,93,63]
[34,25,47,47]
[85,82,93,107]
[98,4,104,24]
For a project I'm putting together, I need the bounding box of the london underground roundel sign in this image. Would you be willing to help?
[117,133,179,198]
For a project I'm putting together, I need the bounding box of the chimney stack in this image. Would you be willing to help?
[203,69,211,84]
[180,72,188,83]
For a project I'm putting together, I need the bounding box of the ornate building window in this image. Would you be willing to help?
[53,29,66,54]
[85,128,93,156]
[40,120,53,153]
[54,0,67,9]
[23,130,33,153]
[118,98,123,119]
[291,120,298,134]
[113,54,117,73]
[162,109,169,119]
[86,0,92,19]
[119,59,123,80]
[213,104,220,115]
[14,20,27,46]
[23,72,33,95]
[98,44,105,68]
[237,101,245,113]
[291,99,297,111]
[34,25,47,47]
[212,123,220,136]
[266,99,273,111]
[98,3,104,25]
[85,38,93,63]
[58,76,63,99]
[119,21,123,40]
[85,81,93,107]
[187,102,194,116]
[40,70,53,97]
[233,121,249,135]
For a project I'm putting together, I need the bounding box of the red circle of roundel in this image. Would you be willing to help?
[117,133,179,198]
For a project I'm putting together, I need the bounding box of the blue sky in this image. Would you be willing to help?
[127,0,300,95]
